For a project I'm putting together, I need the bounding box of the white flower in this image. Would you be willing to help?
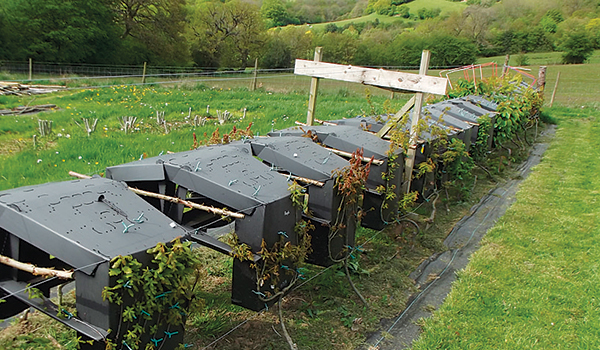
[66,134,71,138]
[55,151,59,154]
[78,156,82,160]
[37,159,42,163]
[57,133,63,137]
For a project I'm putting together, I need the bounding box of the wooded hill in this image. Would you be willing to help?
[0,0,598,69]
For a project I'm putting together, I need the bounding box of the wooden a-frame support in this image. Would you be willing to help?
[295,49,446,194]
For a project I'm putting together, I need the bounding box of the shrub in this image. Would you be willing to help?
[561,31,594,64]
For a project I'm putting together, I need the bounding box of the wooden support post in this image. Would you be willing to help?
[251,58,258,91]
[550,71,561,108]
[403,50,431,194]
[29,58,33,81]
[537,66,547,95]
[502,54,510,77]
[142,62,147,84]
[306,47,323,126]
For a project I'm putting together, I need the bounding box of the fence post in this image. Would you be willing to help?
[537,66,547,94]
[142,62,147,84]
[306,47,323,126]
[251,58,258,91]
[550,71,561,108]
[29,58,32,81]
[502,54,510,77]
[403,50,431,194]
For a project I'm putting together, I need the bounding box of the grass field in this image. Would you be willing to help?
[0,84,408,191]
[304,0,467,31]
[412,107,600,349]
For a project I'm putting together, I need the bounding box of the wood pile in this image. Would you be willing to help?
[0,104,57,116]
[0,81,65,96]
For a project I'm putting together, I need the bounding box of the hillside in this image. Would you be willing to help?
[306,0,467,31]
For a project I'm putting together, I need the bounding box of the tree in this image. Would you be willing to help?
[261,36,292,69]
[115,0,188,64]
[561,31,594,64]
[188,0,265,69]
[2,0,120,63]
[261,0,298,27]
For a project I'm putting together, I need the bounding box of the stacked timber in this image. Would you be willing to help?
[0,81,65,96]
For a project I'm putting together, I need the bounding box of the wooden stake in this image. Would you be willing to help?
[306,47,323,126]
[29,58,33,81]
[550,71,561,108]
[251,58,258,91]
[142,62,147,84]
[403,50,431,194]
[68,171,245,219]
[0,254,73,280]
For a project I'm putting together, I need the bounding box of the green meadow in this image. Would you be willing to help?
[0,57,599,349]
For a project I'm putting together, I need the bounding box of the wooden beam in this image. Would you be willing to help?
[376,95,416,138]
[403,50,431,194]
[295,59,448,95]
[306,47,323,126]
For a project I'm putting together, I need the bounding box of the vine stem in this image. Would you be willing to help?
[278,298,298,350]
[343,260,368,308]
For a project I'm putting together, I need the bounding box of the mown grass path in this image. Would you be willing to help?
[411,109,600,349]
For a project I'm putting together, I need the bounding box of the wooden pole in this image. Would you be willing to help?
[0,254,73,280]
[142,62,147,84]
[403,50,431,194]
[550,71,561,108]
[68,171,245,219]
[502,54,510,77]
[306,47,323,126]
[324,147,384,166]
[251,58,258,91]
[376,95,416,138]
[278,172,325,187]
[29,58,32,81]
[537,66,547,94]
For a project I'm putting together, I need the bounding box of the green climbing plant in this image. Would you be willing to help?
[101,239,203,350]
[227,181,313,302]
